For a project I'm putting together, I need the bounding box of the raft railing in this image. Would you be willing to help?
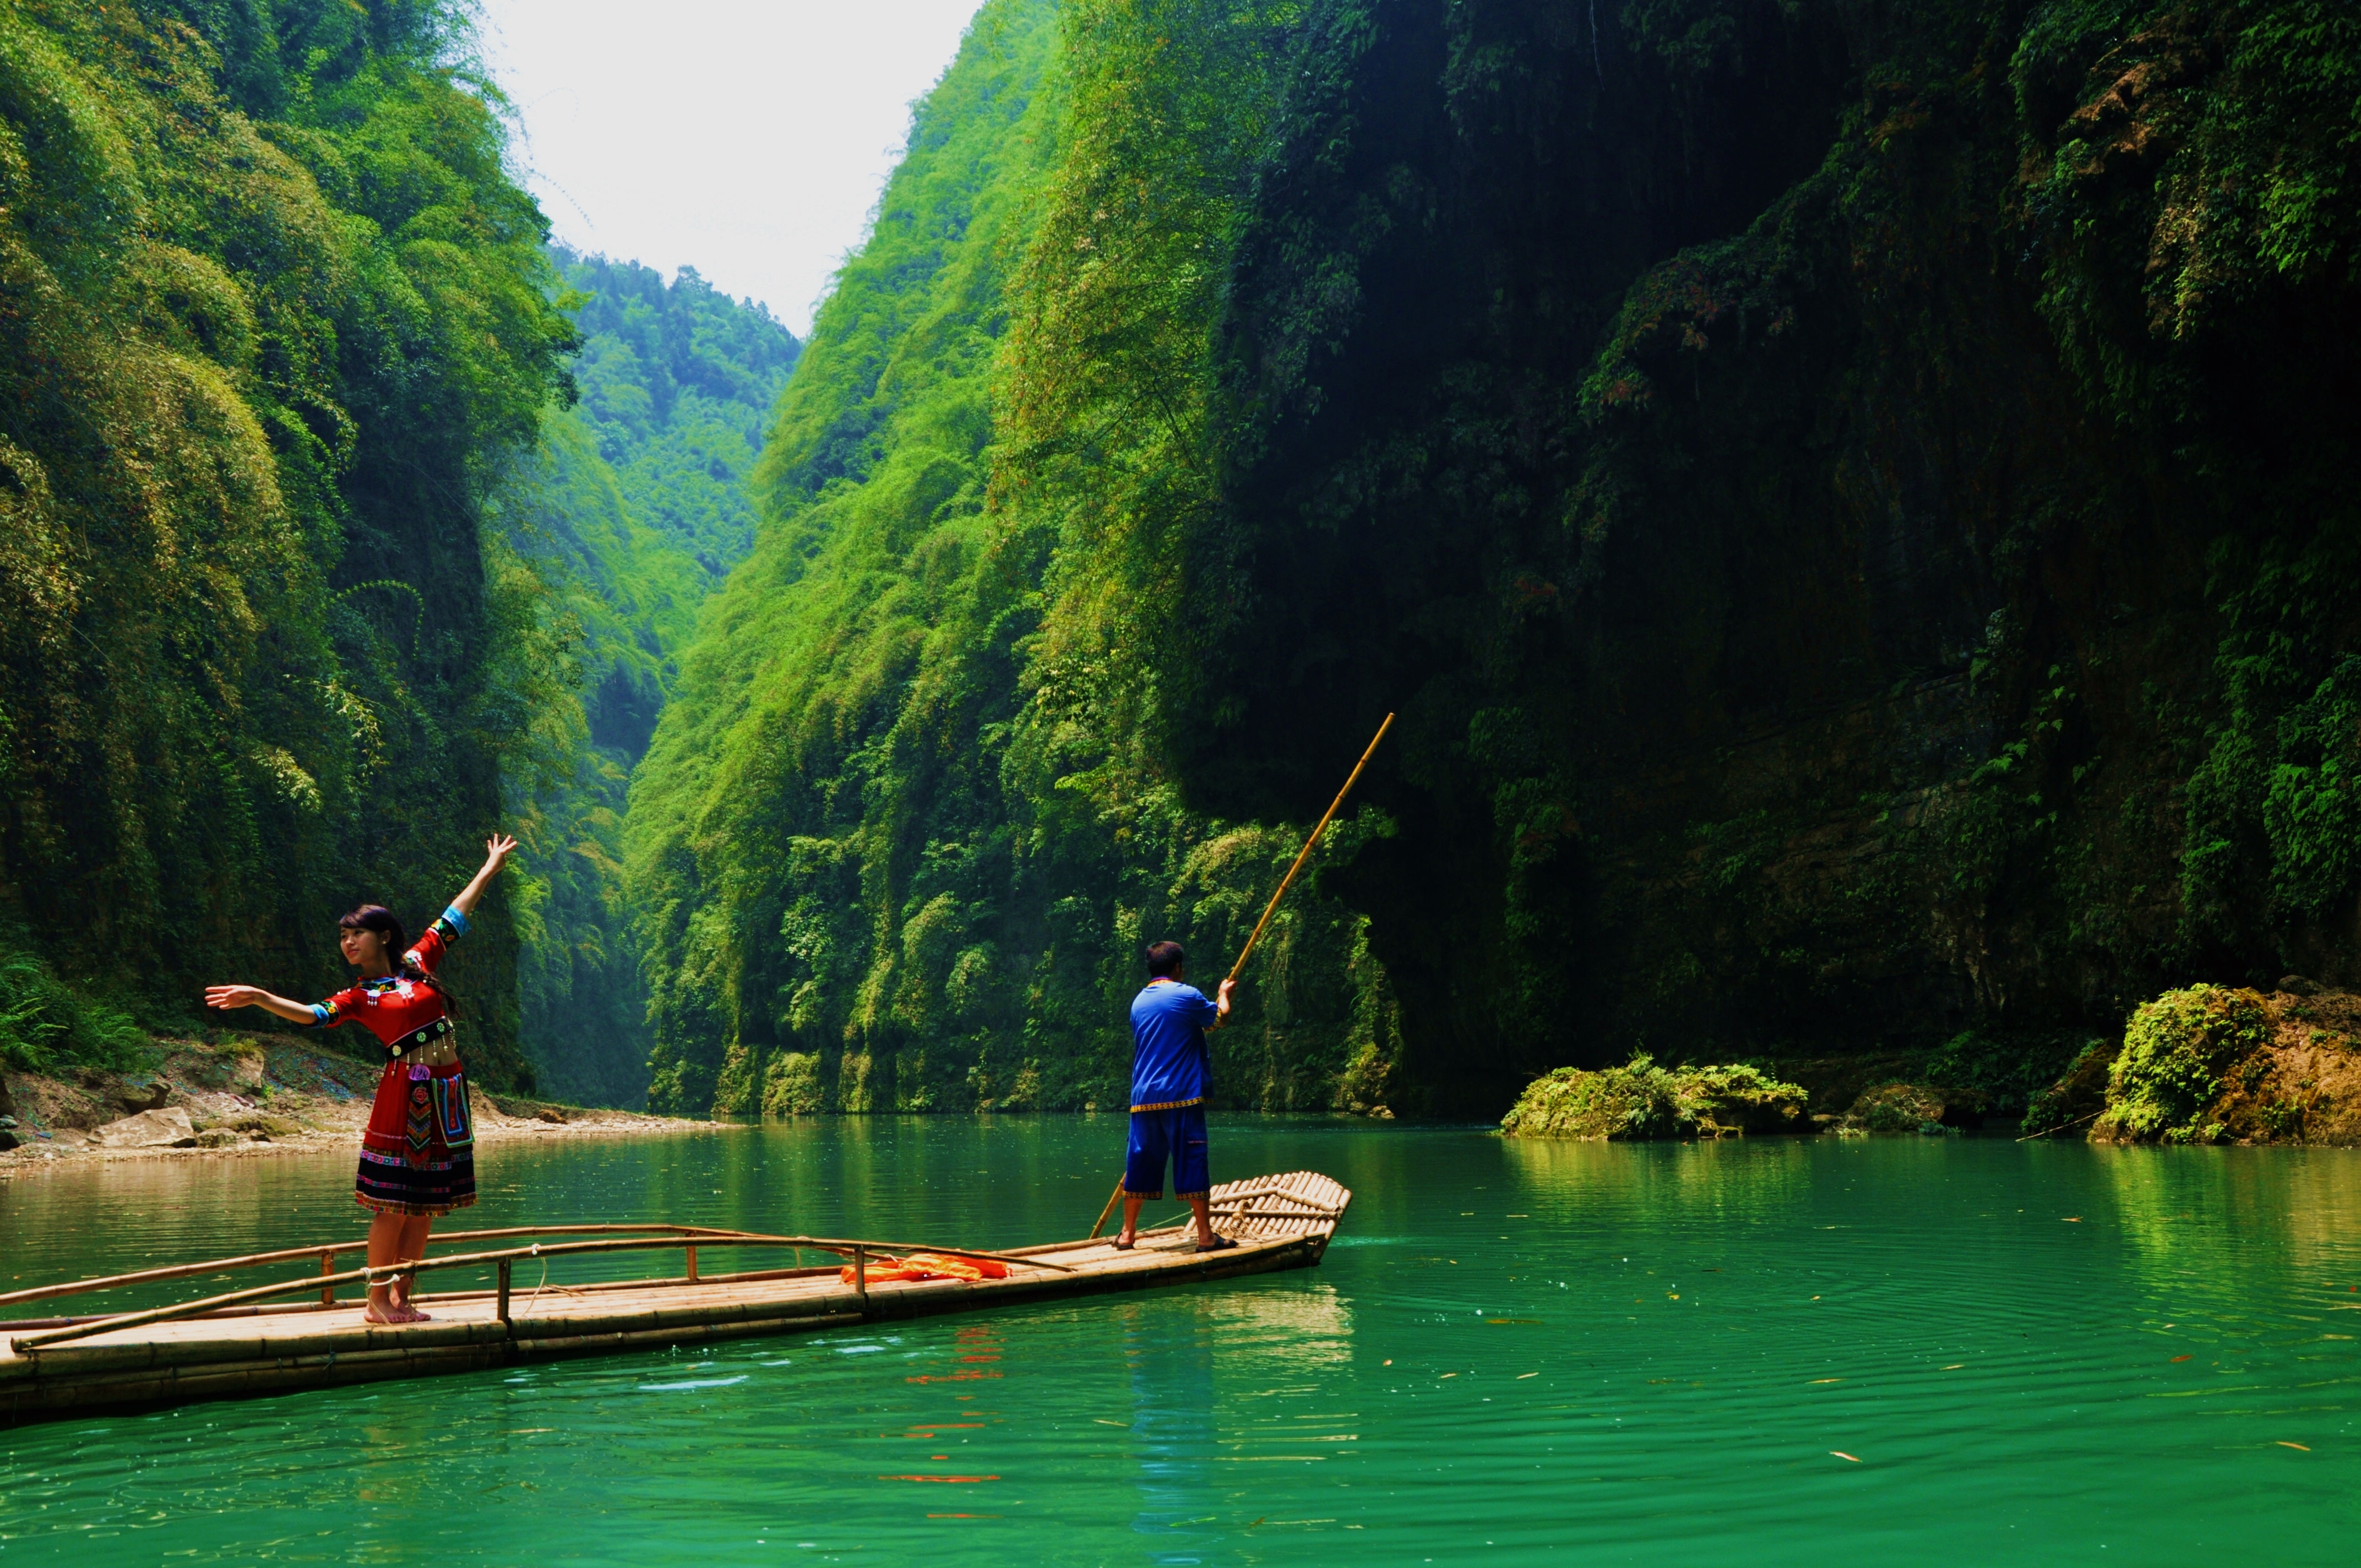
[1,1228,1077,1355]
[0,1224,760,1313]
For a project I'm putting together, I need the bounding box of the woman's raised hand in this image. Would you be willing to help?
[450,832,520,919]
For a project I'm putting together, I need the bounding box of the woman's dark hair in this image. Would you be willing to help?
[1145,940,1185,978]
[340,905,456,1010]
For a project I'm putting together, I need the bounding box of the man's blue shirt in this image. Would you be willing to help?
[1129,981,1218,1110]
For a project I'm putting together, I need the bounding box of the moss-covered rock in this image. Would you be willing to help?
[2091,985,2361,1145]
[2095,985,2273,1143]
[1500,1057,1809,1140]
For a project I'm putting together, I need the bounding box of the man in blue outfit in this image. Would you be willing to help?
[1114,940,1237,1252]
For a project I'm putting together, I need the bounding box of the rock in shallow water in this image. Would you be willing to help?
[93,1107,197,1148]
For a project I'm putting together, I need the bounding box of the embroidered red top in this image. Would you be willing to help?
[306,907,466,1059]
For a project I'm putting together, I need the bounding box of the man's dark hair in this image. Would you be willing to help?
[1145,940,1185,978]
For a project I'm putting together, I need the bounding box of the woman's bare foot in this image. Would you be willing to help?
[365,1300,432,1325]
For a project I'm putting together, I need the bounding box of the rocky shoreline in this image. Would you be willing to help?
[0,1033,723,1176]
[1498,984,2361,1146]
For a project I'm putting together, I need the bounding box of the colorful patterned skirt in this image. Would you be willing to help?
[355,1058,477,1217]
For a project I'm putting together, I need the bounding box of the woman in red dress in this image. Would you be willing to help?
[206,835,515,1324]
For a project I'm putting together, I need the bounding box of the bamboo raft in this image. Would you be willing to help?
[0,1170,1348,1427]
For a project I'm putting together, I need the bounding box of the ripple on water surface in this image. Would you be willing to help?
[2,1121,2358,1565]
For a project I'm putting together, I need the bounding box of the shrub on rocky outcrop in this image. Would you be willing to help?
[1500,1057,1808,1140]
[2083,984,2361,1145]
[2095,986,2272,1143]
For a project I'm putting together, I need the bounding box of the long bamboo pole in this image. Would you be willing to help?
[1226,713,1395,985]
[2015,1107,2104,1142]
[1089,717,1393,1232]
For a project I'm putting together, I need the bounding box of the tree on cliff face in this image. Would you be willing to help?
[0,1,576,1084]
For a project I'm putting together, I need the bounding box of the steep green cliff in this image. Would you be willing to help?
[1162,0,2361,1110]
[637,0,2361,1120]
[0,0,576,1084]
[628,0,1402,1117]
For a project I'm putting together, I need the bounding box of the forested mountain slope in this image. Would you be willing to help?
[639,0,2361,1119]
[504,254,798,1106]
[0,0,576,1085]
[14,0,2348,1119]
[627,0,1401,1117]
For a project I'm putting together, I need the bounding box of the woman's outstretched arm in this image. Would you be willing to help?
[448,833,518,919]
[204,985,320,1025]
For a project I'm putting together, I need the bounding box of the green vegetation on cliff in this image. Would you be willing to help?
[629,0,2361,1119]
[628,0,1400,1117]
[0,0,576,1084]
[1166,0,2361,1108]
[18,0,2359,1118]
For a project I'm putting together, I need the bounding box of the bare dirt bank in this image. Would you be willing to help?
[0,1033,726,1177]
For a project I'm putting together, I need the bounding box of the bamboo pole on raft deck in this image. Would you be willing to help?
[1089,714,1396,1239]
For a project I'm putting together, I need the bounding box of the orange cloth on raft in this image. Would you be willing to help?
[837,1253,1011,1286]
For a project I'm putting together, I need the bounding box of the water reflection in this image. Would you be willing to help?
[1125,1299,1218,1562]
[1114,1283,1357,1562]
[1497,1130,1832,1234]
[3,1123,2358,1566]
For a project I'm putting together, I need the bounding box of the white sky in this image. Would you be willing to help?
[478,1,986,336]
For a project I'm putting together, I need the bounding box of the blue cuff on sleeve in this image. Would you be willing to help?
[440,903,470,935]
[308,1003,330,1026]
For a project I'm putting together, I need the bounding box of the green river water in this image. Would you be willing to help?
[1,1119,2355,1564]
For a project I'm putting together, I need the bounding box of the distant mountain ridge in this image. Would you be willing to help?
[556,249,802,579]
[505,251,800,1107]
